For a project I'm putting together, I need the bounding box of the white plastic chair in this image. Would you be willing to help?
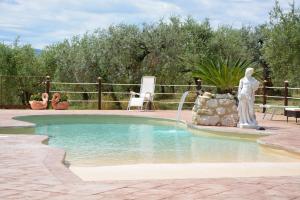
[127,76,156,111]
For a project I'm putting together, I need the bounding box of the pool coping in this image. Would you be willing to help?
[1,111,300,179]
[1,110,300,166]
[1,110,300,199]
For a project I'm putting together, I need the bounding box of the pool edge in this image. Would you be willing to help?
[7,113,300,157]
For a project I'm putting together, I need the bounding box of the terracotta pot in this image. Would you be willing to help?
[51,93,69,110]
[29,101,48,110]
[53,101,69,110]
[29,93,48,110]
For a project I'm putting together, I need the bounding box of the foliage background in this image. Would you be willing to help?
[0,1,299,107]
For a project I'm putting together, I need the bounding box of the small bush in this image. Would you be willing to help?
[30,93,42,101]
[60,93,69,102]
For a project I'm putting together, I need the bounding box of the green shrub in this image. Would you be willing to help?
[192,58,255,94]
[30,93,42,101]
[60,93,69,102]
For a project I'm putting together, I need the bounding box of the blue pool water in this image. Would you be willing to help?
[15,115,300,166]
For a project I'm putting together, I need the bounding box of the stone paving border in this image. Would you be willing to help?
[0,109,300,199]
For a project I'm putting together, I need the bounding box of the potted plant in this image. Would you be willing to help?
[191,58,258,127]
[29,93,48,110]
[51,93,69,110]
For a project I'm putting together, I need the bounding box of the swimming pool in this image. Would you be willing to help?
[14,115,300,167]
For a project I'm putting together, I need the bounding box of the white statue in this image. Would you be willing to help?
[237,68,260,129]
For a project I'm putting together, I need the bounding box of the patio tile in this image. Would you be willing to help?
[0,189,21,198]
[0,110,300,199]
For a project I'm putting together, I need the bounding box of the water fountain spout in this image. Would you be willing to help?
[176,91,190,122]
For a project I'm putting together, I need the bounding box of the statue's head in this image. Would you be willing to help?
[245,68,254,78]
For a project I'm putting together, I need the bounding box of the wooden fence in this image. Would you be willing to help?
[0,75,299,110]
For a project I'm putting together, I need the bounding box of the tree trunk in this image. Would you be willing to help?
[82,92,89,100]
[171,86,175,93]
[160,86,165,93]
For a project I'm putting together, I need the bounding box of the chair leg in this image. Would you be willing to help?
[270,108,276,120]
[127,103,131,110]
[263,108,267,119]
[144,101,149,111]
[152,102,156,110]
[145,101,155,111]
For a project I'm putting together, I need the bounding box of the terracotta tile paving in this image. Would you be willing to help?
[0,109,300,199]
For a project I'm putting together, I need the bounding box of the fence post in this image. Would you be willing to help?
[262,80,267,113]
[0,76,2,106]
[196,79,202,96]
[284,80,289,115]
[284,80,289,106]
[98,77,102,110]
[45,76,50,109]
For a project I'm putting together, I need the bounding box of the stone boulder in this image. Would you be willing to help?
[192,93,238,127]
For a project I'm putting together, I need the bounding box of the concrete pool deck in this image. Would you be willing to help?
[0,109,300,199]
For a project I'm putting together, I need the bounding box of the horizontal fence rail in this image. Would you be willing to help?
[50,91,98,94]
[50,82,98,85]
[48,77,300,111]
[46,77,203,109]
[1,75,299,111]
[102,83,141,86]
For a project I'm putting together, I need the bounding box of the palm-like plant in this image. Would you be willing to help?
[192,58,256,94]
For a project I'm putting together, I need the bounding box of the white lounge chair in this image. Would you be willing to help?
[127,76,156,111]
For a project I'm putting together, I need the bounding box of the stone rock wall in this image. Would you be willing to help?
[192,92,238,127]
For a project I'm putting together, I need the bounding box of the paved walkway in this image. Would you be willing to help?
[0,110,300,199]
